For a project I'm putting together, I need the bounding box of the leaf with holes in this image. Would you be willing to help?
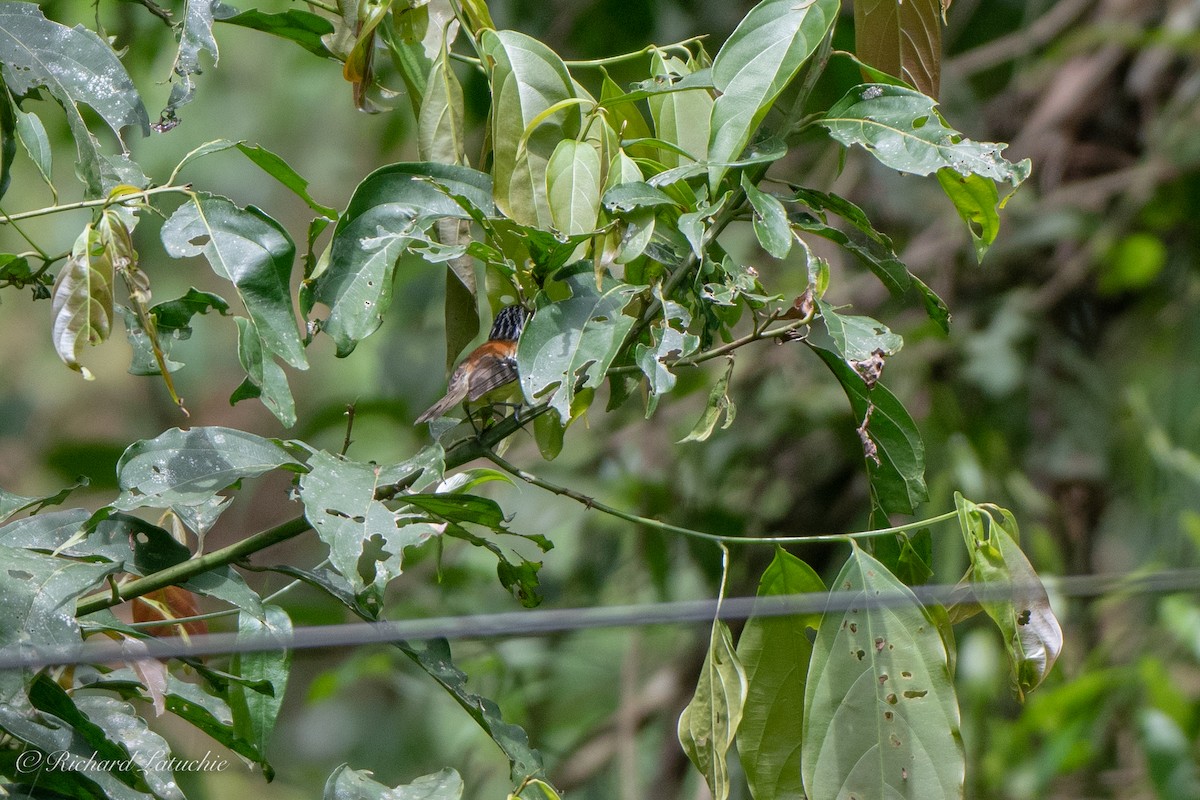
[737,548,826,800]
[113,426,302,511]
[678,620,747,800]
[936,169,1001,263]
[0,2,149,194]
[635,290,699,416]
[162,194,308,371]
[517,269,637,421]
[854,0,945,97]
[299,451,439,596]
[163,0,224,120]
[313,163,492,356]
[818,299,903,361]
[820,84,1030,185]
[802,546,963,800]
[481,29,580,227]
[956,494,1062,700]
[707,0,839,189]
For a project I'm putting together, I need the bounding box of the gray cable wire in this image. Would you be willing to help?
[2,568,1197,671]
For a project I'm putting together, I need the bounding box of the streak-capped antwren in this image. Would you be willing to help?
[415,305,528,424]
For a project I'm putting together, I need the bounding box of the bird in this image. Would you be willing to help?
[415,304,529,424]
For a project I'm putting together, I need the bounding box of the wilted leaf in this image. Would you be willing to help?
[678,620,747,800]
[854,0,944,97]
[802,547,963,799]
[679,357,736,442]
[50,224,115,379]
[955,494,1062,700]
[324,765,464,800]
[163,0,225,121]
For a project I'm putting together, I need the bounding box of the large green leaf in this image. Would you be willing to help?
[736,549,826,800]
[418,37,466,165]
[802,547,963,799]
[299,451,439,595]
[313,162,492,356]
[165,673,273,777]
[517,269,638,420]
[230,605,292,760]
[324,765,464,800]
[647,51,712,169]
[0,2,149,194]
[481,29,580,227]
[707,0,839,188]
[678,620,746,800]
[955,495,1062,700]
[547,139,602,235]
[820,84,1031,185]
[161,194,307,371]
[50,224,116,380]
[113,426,302,511]
[854,0,944,97]
[214,5,334,58]
[813,346,927,514]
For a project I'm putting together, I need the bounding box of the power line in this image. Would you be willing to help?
[2,568,1197,671]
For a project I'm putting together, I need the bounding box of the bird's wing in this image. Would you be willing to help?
[466,352,519,401]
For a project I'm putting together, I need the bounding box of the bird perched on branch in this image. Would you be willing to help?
[415,305,528,424]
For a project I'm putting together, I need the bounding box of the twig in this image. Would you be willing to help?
[564,35,708,68]
[340,403,357,457]
[0,185,192,225]
[484,449,959,546]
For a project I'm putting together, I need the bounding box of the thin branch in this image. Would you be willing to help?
[484,449,958,546]
[0,185,192,225]
[564,35,708,68]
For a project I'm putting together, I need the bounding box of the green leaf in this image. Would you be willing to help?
[802,547,963,800]
[113,426,302,511]
[481,29,579,227]
[517,269,638,420]
[164,0,226,120]
[1137,708,1200,800]
[0,480,86,524]
[0,2,149,194]
[235,143,338,218]
[854,0,944,97]
[396,638,544,784]
[0,86,16,201]
[634,290,699,414]
[820,84,1032,185]
[183,564,265,620]
[314,162,492,356]
[736,549,825,800]
[679,357,736,443]
[955,495,1062,700]
[230,605,292,758]
[299,451,438,595]
[161,193,308,371]
[648,51,711,169]
[547,139,602,235]
[418,35,466,165]
[152,287,231,336]
[707,0,839,189]
[165,673,273,777]
[324,765,464,800]
[214,6,334,58]
[51,224,115,380]
[936,169,1000,263]
[602,181,678,213]
[599,73,654,159]
[741,174,792,259]
[817,298,904,361]
[232,315,297,426]
[0,545,118,700]
[678,620,747,800]
[813,346,927,514]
